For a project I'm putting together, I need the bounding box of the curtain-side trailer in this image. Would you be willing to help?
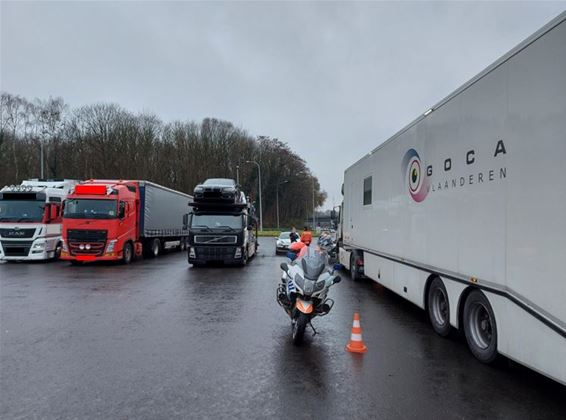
[339,12,566,385]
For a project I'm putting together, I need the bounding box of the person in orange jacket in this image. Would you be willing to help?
[300,226,313,246]
[287,240,307,262]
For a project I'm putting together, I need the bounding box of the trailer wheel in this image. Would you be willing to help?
[146,238,160,258]
[427,277,451,337]
[463,290,498,363]
[122,242,133,265]
[350,254,361,281]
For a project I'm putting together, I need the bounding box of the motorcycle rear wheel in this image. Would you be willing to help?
[292,313,309,345]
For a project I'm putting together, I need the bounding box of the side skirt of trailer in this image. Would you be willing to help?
[343,243,566,340]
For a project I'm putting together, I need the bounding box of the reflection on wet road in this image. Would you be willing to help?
[1,238,565,419]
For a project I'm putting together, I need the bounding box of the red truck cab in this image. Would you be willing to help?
[61,180,139,263]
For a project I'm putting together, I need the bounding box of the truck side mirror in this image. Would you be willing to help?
[50,204,59,221]
[118,202,126,219]
[182,214,189,229]
[43,204,51,222]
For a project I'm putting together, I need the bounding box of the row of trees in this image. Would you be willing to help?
[0,92,326,228]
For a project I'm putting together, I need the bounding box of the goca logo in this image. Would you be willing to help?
[401,149,429,202]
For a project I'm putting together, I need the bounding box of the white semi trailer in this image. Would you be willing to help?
[339,12,566,385]
[0,179,78,261]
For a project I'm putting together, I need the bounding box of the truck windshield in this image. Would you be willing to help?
[0,200,45,222]
[191,214,243,230]
[64,199,117,219]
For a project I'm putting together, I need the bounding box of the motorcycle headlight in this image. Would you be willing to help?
[314,281,325,293]
[106,239,117,253]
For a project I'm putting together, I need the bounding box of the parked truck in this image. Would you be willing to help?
[61,180,192,264]
[0,179,79,261]
[339,12,566,385]
[185,178,258,266]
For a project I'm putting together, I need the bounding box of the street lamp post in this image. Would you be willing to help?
[40,141,44,179]
[246,160,262,231]
[276,180,289,230]
[312,177,316,230]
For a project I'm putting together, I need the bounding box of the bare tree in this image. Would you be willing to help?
[0,91,327,226]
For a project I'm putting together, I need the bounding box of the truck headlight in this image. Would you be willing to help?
[234,247,242,259]
[189,247,196,258]
[61,240,68,252]
[106,240,117,253]
[32,242,45,250]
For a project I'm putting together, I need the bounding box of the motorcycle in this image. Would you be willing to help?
[277,247,341,344]
[318,235,338,263]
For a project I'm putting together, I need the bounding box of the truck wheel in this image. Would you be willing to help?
[122,242,133,265]
[427,277,451,337]
[350,255,361,281]
[463,290,498,363]
[239,250,248,267]
[53,242,62,260]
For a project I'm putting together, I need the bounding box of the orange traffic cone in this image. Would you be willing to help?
[346,311,367,353]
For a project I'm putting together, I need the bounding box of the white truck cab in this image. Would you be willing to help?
[0,179,78,261]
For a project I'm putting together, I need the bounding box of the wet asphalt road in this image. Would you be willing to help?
[1,237,565,419]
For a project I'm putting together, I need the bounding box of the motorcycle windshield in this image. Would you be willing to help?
[300,248,326,280]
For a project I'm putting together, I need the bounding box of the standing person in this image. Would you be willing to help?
[300,226,313,246]
[289,226,299,243]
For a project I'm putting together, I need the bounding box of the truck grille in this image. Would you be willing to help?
[1,240,33,257]
[194,235,238,245]
[195,246,236,261]
[67,229,107,256]
[0,228,36,239]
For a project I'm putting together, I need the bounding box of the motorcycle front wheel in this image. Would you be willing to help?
[292,312,310,345]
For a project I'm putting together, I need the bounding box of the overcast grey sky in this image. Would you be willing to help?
[1,1,565,208]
